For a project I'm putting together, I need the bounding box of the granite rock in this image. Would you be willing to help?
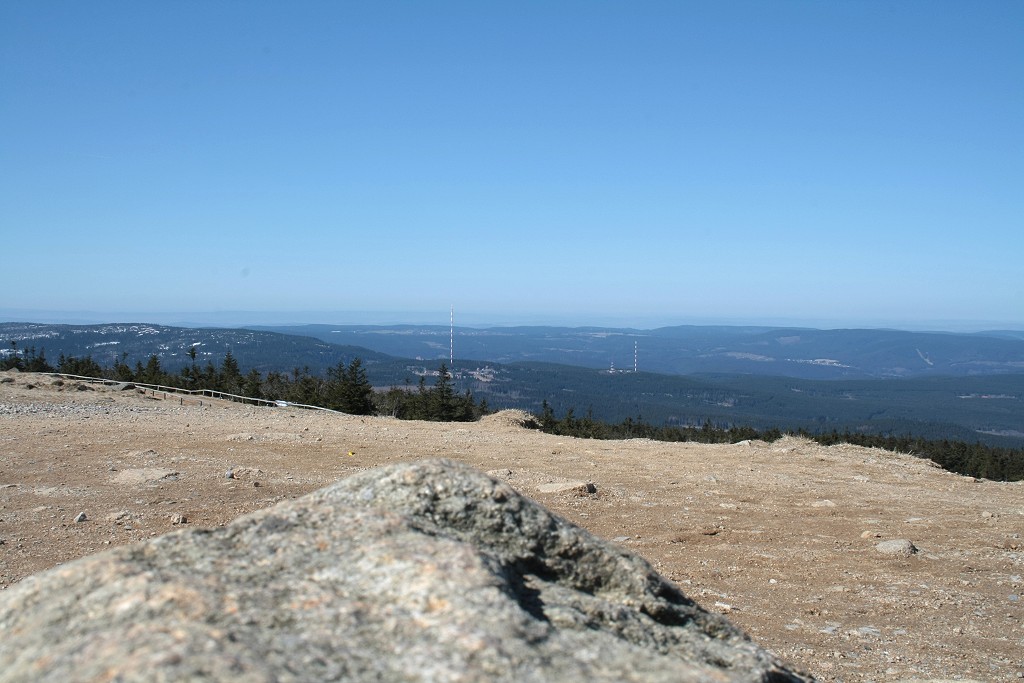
[0,459,812,682]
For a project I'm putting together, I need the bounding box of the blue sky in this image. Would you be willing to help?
[2,1,1022,330]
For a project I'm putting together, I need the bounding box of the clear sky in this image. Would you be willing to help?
[2,1,1022,330]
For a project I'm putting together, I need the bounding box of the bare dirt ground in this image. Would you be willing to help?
[1,370,1022,682]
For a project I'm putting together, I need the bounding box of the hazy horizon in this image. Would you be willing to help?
[2,307,1021,335]
[3,3,1021,329]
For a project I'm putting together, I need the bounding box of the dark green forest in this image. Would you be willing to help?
[486,362,1024,448]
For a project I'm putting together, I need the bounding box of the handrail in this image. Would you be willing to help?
[45,373,343,414]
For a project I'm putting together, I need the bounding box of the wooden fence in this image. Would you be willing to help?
[47,373,343,414]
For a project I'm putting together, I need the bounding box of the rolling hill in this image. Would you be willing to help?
[253,323,1024,379]
[0,322,392,375]
[3,321,1023,446]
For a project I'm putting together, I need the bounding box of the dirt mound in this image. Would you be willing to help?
[479,408,539,429]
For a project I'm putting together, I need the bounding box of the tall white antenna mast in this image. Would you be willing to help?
[450,306,454,369]
[634,340,638,373]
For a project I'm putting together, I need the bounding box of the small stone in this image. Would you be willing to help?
[861,530,881,539]
[171,514,186,525]
[225,469,235,480]
[253,481,261,488]
[487,469,513,478]
[536,481,596,496]
[811,500,836,508]
[876,539,918,557]
[73,512,87,523]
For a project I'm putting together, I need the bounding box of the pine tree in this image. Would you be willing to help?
[2,341,22,371]
[243,369,263,399]
[429,364,456,421]
[326,358,374,414]
[139,355,165,385]
[219,351,242,393]
[539,400,556,430]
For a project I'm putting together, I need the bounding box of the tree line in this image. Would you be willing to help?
[536,401,1024,482]
[40,348,486,422]
[1,342,55,373]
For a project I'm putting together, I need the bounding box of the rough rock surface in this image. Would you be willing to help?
[0,459,810,683]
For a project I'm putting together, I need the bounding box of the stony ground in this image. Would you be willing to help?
[1,370,1021,682]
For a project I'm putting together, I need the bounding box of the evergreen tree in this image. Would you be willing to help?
[454,389,475,421]
[326,358,374,414]
[138,355,165,385]
[262,371,289,401]
[242,369,264,399]
[200,361,218,388]
[2,341,22,371]
[429,364,456,421]
[219,351,242,394]
[184,346,199,387]
[539,400,557,430]
[22,346,54,373]
[342,358,374,414]
[58,355,104,378]
[113,353,134,381]
[408,376,429,420]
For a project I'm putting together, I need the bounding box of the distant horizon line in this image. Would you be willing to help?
[2,308,1022,335]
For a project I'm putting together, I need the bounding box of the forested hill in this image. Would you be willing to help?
[3,322,1023,448]
[0,322,392,375]
[252,324,1024,380]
